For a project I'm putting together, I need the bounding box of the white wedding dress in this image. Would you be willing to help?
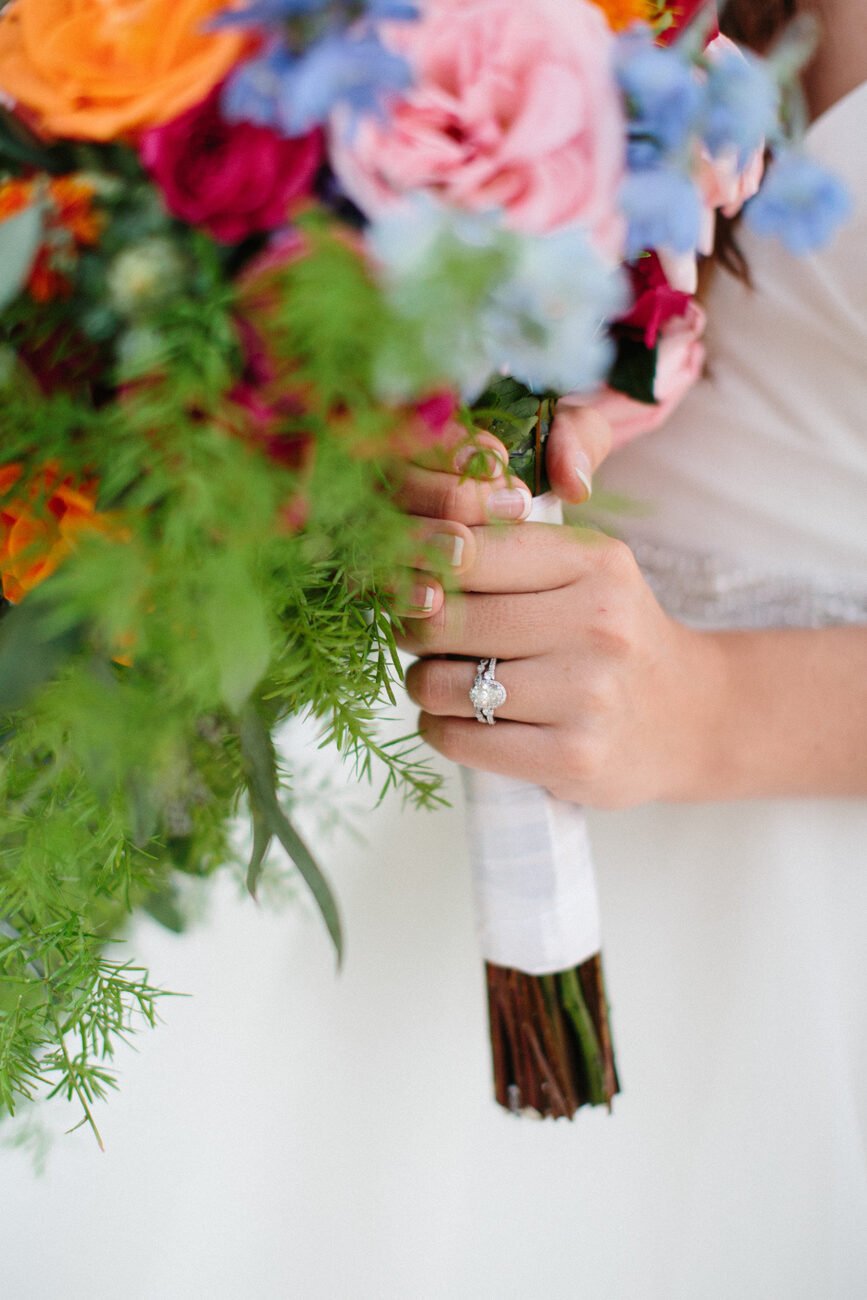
[3,85,867,1300]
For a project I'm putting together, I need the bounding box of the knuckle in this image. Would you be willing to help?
[579,664,617,716]
[423,715,467,762]
[412,659,454,714]
[583,406,614,460]
[599,537,637,582]
[558,729,607,786]
[439,478,483,524]
[588,607,634,660]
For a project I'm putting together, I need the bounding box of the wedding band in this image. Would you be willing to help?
[469,657,507,725]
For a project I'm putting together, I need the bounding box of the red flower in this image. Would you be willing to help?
[658,0,719,46]
[619,252,692,348]
[140,89,323,244]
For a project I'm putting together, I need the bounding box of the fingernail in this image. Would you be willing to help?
[431,532,465,567]
[488,487,532,521]
[410,582,436,612]
[574,450,593,502]
[454,445,507,478]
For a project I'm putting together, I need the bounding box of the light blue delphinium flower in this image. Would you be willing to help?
[214,0,329,23]
[484,229,627,395]
[367,198,626,400]
[274,30,413,134]
[365,1,419,17]
[214,0,416,26]
[220,0,416,136]
[620,164,703,259]
[615,26,704,162]
[367,199,516,398]
[703,46,780,165]
[222,42,297,128]
[744,150,853,254]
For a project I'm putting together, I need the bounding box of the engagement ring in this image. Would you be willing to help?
[469,657,507,725]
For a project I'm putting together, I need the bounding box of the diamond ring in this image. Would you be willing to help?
[469,657,507,725]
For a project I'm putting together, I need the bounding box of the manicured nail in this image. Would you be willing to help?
[454,445,508,478]
[574,450,593,502]
[488,487,532,521]
[410,582,436,612]
[431,532,465,566]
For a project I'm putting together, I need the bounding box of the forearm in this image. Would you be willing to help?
[689,625,867,801]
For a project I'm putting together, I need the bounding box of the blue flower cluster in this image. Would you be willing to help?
[367,199,627,400]
[218,0,417,137]
[615,23,848,261]
[744,151,853,254]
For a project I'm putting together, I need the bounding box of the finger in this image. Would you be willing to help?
[409,517,475,575]
[392,463,532,526]
[455,521,619,594]
[546,401,613,505]
[396,588,563,659]
[419,712,561,786]
[407,654,569,724]
[388,574,445,619]
[407,423,511,476]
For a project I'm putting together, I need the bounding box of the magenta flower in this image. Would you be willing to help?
[140,88,323,244]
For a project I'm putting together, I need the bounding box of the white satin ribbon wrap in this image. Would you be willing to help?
[461,492,602,975]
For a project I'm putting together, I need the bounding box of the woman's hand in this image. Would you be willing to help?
[390,396,727,811]
[393,399,867,805]
[397,520,727,809]
[390,399,614,618]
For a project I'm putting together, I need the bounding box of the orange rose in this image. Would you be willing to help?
[590,0,654,30]
[0,463,123,603]
[0,0,249,141]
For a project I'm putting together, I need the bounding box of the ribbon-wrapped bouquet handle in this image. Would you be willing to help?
[464,384,619,1118]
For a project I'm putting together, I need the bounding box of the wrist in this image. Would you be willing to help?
[664,625,741,802]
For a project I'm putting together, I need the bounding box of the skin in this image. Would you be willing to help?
[394,10,867,808]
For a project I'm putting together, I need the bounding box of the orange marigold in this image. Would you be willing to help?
[47,176,103,246]
[0,462,119,603]
[0,177,32,220]
[0,174,102,302]
[590,0,655,31]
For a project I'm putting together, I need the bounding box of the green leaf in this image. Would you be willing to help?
[202,554,272,713]
[607,335,659,406]
[0,201,44,314]
[142,884,187,934]
[246,804,272,899]
[471,389,554,495]
[0,598,85,715]
[239,704,343,966]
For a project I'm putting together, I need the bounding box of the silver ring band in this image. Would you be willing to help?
[469,657,507,725]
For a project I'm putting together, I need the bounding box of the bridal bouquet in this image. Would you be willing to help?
[0,0,848,1143]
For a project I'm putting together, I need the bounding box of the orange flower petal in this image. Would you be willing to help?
[0,0,249,141]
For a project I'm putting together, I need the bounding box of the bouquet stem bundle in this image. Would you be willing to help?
[486,955,619,1118]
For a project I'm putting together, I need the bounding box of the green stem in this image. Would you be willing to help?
[50,1012,105,1153]
[558,966,607,1105]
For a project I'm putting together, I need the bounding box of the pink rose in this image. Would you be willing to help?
[699,145,765,220]
[330,0,626,257]
[591,301,706,448]
[141,90,323,244]
[695,37,766,254]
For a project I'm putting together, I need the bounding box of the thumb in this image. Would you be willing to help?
[545,400,613,505]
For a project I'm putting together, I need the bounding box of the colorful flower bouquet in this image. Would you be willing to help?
[0,0,849,1143]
